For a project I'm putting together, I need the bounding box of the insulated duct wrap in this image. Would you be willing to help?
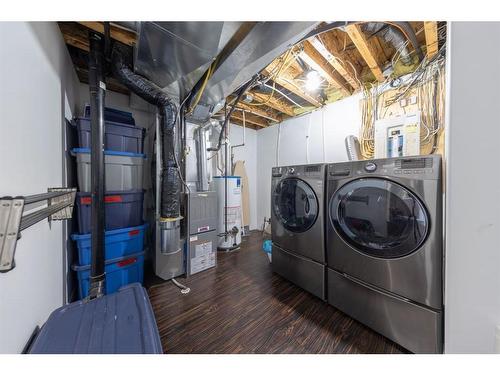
[363,23,411,65]
[111,47,180,219]
[363,22,424,65]
[162,166,180,218]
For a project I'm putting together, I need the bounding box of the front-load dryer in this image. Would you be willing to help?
[271,163,326,299]
[326,155,443,353]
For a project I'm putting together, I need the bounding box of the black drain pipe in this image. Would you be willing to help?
[88,32,106,299]
[111,46,181,221]
[224,105,228,241]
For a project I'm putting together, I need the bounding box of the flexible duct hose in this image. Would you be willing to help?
[363,23,413,65]
[386,21,424,62]
[111,47,180,219]
[300,21,423,63]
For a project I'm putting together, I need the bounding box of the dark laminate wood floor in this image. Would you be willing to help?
[147,231,407,354]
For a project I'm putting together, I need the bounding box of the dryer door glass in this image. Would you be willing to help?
[330,178,429,258]
[273,178,318,233]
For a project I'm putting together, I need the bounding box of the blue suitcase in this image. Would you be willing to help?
[29,283,162,354]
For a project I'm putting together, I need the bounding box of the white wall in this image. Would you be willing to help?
[256,93,362,225]
[444,22,500,353]
[0,22,80,353]
[228,124,258,230]
[256,124,280,230]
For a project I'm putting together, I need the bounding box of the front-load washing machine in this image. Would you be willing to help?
[271,163,326,299]
[326,155,443,353]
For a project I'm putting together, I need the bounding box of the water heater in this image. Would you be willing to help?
[214,176,242,250]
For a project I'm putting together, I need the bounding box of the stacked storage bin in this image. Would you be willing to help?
[71,107,147,299]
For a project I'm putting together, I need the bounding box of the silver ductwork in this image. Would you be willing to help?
[134,22,318,123]
[195,126,209,192]
[195,22,317,105]
[134,22,243,101]
[160,220,181,255]
[345,135,362,161]
[195,121,217,192]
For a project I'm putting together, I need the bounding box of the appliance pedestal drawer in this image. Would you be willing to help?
[327,268,442,353]
[272,244,325,300]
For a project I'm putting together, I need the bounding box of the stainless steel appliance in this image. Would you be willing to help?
[326,155,443,353]
[271,164,326,299]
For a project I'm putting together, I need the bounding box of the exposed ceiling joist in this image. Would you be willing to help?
[78,22,137,46]
[274,76,323,107]
[288,58,306,74]
[74,66,130,95]
[345,24,385,82]
[301,40,351,96]
[262,60,323,107]
[229,117,260,130]
[59,22,90,51]
[313,34,360,90]
[60,22,137,52]
[424,21,439,59]
[235,101,282,123]
[231,110,269,128]
[251,92,296,117]
[59,21,445,130]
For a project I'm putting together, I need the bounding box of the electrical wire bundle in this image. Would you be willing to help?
[416,60,445,152]
[359,24,447,159]
[360,82,377,158]
[247,48,297,107]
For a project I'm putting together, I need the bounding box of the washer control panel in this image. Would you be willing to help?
[327,155,441,180]
[272,164,325,178]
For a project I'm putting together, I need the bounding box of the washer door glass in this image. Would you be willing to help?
[273,178,318,233]
[330,178,429,258]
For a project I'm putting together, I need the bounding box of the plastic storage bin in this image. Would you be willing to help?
[72,252,145,300]
[72,148,144,192]
[83,104,136,125]
[76,190,144,234]
[71,224,147,266]
[74,117,144,153]
[29,283,162,354]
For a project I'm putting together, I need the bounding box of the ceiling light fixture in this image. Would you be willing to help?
[305,70,321,92]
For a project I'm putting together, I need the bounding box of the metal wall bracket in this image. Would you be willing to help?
[48,188,77,221]
[0,188,76,273]
[0,198,24,272]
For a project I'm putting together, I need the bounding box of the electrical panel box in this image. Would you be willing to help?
[374,112,421,159]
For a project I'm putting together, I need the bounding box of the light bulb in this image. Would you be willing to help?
[305,70,321,92]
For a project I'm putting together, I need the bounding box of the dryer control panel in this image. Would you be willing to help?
[272,164,325,178]
[327,155,441,181]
